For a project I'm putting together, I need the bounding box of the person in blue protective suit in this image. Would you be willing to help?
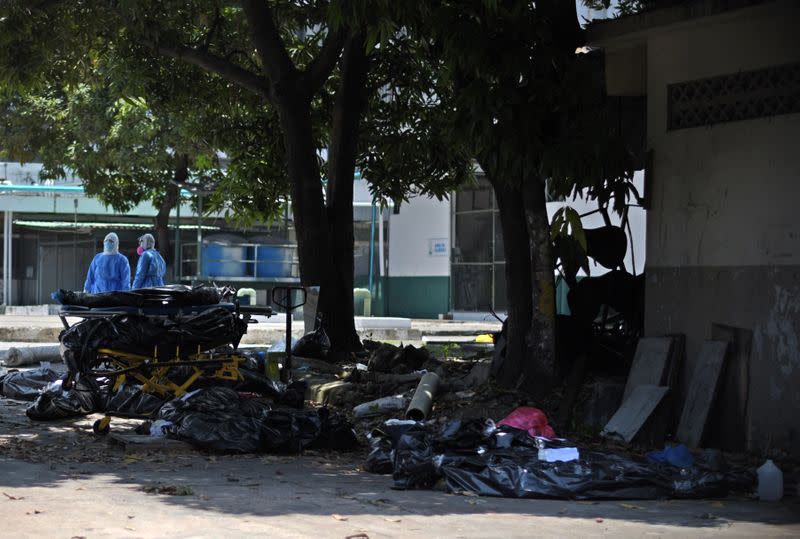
[84,232,131,293]
[132,233,166,289]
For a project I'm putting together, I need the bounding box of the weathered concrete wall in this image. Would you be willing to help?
[643,4,800,454]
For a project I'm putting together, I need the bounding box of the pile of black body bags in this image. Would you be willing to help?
[365,418,754,500]
[0,362,357,454]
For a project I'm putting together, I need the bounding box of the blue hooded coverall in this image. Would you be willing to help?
[132,234,166,289]
[84,233,131,294]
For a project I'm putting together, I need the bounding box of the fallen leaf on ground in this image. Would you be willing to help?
[384,517,401,523]
[332,514,349,521]
[345,534,369,539]
[711,501,725,508]
[595,518,604,523]
[620,503,641,510]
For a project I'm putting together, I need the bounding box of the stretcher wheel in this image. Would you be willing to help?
[93,417,111,435]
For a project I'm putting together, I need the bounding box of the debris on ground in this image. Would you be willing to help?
[0,287,793,504]
[139,484,195,496]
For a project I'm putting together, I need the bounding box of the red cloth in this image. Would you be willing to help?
[497,406,556,439]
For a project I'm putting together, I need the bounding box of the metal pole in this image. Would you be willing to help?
[3,211,8,305]
[378,206,385,278]
[73,199,77,288]
[283,289,292,383]
[196,192,203,280]
[174,195,181,281]
[6,211,12,306]
[368,202,375,293]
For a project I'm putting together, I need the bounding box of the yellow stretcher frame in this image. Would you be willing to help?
[87,346,244,435]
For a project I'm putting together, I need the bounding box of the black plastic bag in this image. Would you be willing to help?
[309,407,359,451]
[365,431,395,474]
[370,418,743,500]
[60,307,248,375]
[438,448,738,500]
[52,284,229,308]
[392,424,439,490]
[158,387,355,453]
[1,367,64,401]
[105,384,168,418]
[275,380,307,409]
[437,419,489,451]
[292,326,330,359]
[158,387,272,453]
[26,376,104,420]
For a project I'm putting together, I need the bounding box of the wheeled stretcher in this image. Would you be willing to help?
[54,285,274,434]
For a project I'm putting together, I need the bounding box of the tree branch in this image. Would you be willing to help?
[153,42,270,99]
[303,27,345,94]
[241,0,297,82]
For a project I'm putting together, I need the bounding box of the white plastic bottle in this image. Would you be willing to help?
[757,459,783,501]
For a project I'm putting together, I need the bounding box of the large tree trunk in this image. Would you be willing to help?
[154,155,185,277]
[521,178,558,393]
[276,95,331,289]
[491,177,534,389]
[320,32,368,356]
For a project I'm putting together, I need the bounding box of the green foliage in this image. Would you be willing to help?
[0,1,472,223]
[582,0,652,16]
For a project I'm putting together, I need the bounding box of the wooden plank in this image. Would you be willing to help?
[109,433,194,452]
[708,325,752,452]
[601,384,669,444]
[624,337,674,400]
[676,340,729,449]
[664,334,685,391]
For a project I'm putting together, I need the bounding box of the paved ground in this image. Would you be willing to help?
[0,315,502,344]
[0,396,798,538]
[1,328,797,538]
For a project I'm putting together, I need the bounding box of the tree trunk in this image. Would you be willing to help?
[154,155,185,277]
[319,32,368,355]
[275,95,331,288]
[490,177,534,389]
[521,177,558,394]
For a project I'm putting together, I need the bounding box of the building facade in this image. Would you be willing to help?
[590,0,800,455]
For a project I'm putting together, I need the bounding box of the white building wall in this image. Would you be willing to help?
[388,195,450,277]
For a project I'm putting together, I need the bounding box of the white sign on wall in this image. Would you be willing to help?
[429,238,449,257]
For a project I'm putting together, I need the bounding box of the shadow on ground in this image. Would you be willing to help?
[0,396,798,537]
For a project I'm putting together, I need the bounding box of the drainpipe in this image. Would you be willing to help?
[196,192,203,280]
[3,211,12,306]
[368,201,376,294]
[174,196,181,281]
[378,205,385,279]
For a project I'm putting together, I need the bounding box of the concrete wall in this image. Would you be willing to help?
[643,4,800,454]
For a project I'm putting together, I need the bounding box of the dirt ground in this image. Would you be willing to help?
[1,396,799,539]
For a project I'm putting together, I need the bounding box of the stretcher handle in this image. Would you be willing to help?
[271,286,306,383]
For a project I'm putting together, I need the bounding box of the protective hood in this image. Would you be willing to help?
[139,233,155,250]
[103,233,119,255]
